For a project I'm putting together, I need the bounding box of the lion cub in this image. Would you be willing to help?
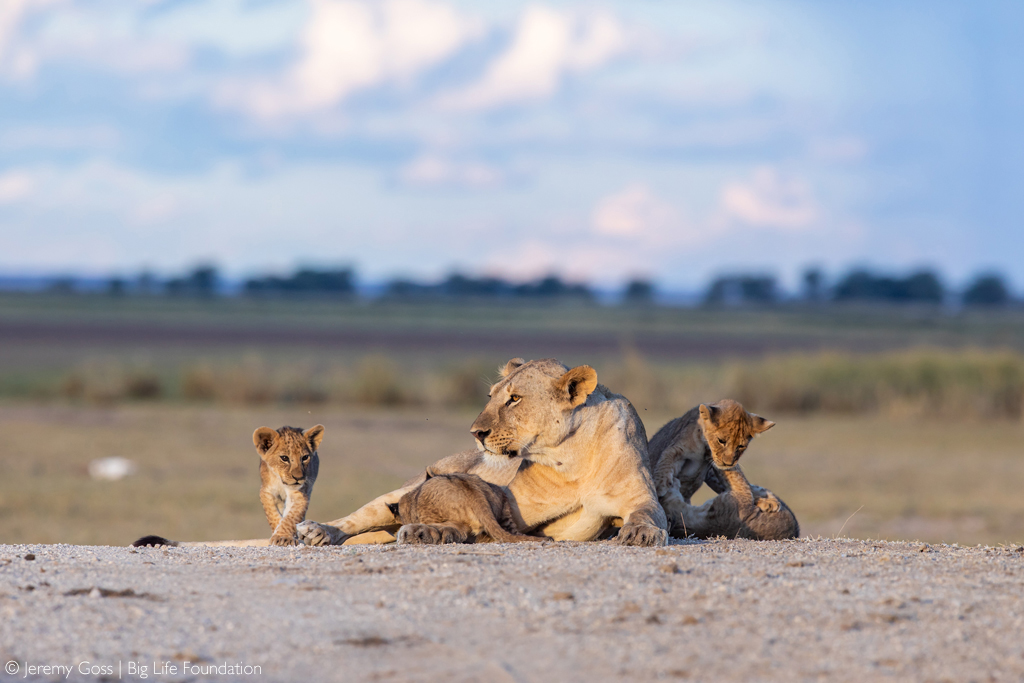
[648,400,798,540]
[253,425,324,546]
[387,471,546,544]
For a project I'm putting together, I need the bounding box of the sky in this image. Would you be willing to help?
[0,0,1022,291]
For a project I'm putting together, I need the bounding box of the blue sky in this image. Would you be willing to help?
[0,0,1021,290]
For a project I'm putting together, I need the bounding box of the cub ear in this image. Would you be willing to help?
[253,427,277,456]
[386,502,401,521]
[751,415,775,434]
[698,404,718,425]
[304,424,326,451]
[500,358,527,378]
[557,365,598,408]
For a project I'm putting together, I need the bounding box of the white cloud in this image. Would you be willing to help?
[438,6,630,110]
[398,154,503,189]
[219,0,482,119]
[719,167,817,230]
[591,183,675,238]
[0,171,34,204]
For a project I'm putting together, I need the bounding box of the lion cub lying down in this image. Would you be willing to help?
[649,399,798,540]
[253,424,325,546]
[388,471,547,544]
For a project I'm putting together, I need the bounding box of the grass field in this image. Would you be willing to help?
[1,401,1021,547]
[2,294,1022,548]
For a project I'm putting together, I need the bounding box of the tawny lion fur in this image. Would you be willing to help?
[648,399,798,540]
[132,424,324,548]
[388,471,547,544]
[297,358,667,547]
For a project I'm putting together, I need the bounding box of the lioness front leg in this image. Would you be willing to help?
[617,500,668,547]
[297,484,419,546]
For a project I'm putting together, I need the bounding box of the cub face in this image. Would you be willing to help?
[468,358,598,460]
[252,425,325,487]
[698,400,774,469]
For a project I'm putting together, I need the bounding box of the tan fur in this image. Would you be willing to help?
[253,425,324,546]
[648,400,798,540]
[388,471,547,544]
[297,358,668,547]
[131,424,324,548]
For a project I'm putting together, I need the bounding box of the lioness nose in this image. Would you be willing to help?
[471,428,490,444]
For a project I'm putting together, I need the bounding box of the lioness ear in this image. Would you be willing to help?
[698,404,718,425]
[558,365,598,408]
[751,415,775,434]
[253,427,277,456]
[304,424,325,451]
[386,502,401,521]
[424,467,435,480]
[500,358,527,378]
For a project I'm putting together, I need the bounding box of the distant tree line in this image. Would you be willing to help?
[704,268,1014,307]
[10,263,1016,308]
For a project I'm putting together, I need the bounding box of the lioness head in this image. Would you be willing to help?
[698,400,774,470]
[252,425,325,487]
[469,358,598,461]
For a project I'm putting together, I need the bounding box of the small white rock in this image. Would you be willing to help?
[88,457,137,481]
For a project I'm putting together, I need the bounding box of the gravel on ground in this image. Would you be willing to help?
[2,538,1023,682]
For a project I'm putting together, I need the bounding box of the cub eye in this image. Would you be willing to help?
[717,438,726,445]
[507,394,522,406]
[302,454,310,461]
[279,455,289,463]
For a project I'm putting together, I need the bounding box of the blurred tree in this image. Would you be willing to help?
[245,268,355,297]
[833,268,944,303]
[166,265,219,297]
[963,273,1010,306]
[705,275,777,306]
[802,267,824,302]
[623,279,655,305]
[106,277,126,297]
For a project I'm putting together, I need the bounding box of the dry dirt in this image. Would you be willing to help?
[2,538,1023,682]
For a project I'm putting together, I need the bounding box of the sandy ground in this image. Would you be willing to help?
[2,539,1024,682]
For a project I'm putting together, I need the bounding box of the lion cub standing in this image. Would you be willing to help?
[387,471,547,544]
[648,400,798,540]
[253,425,324,546]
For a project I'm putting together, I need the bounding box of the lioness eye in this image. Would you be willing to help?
[280,455,289,463]
[507,394,522,405]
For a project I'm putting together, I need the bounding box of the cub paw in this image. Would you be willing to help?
[397,524,443,545]
[617,522,667,547]
[270,533,298,546]
[755,490,782,513]
[296,521,339,546]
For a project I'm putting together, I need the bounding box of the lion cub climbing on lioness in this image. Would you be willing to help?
[253,424,324,546]
[649,400,798,540]
[388,471,547,544]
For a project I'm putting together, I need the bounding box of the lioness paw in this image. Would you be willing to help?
[397,524,443,545]
[270,533,298,546]
[618,523,667,547]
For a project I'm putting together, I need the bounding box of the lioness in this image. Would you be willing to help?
[133,424,324,548]
[298,358,667,547]
[388,471,546,544]
[648,400,798,540]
